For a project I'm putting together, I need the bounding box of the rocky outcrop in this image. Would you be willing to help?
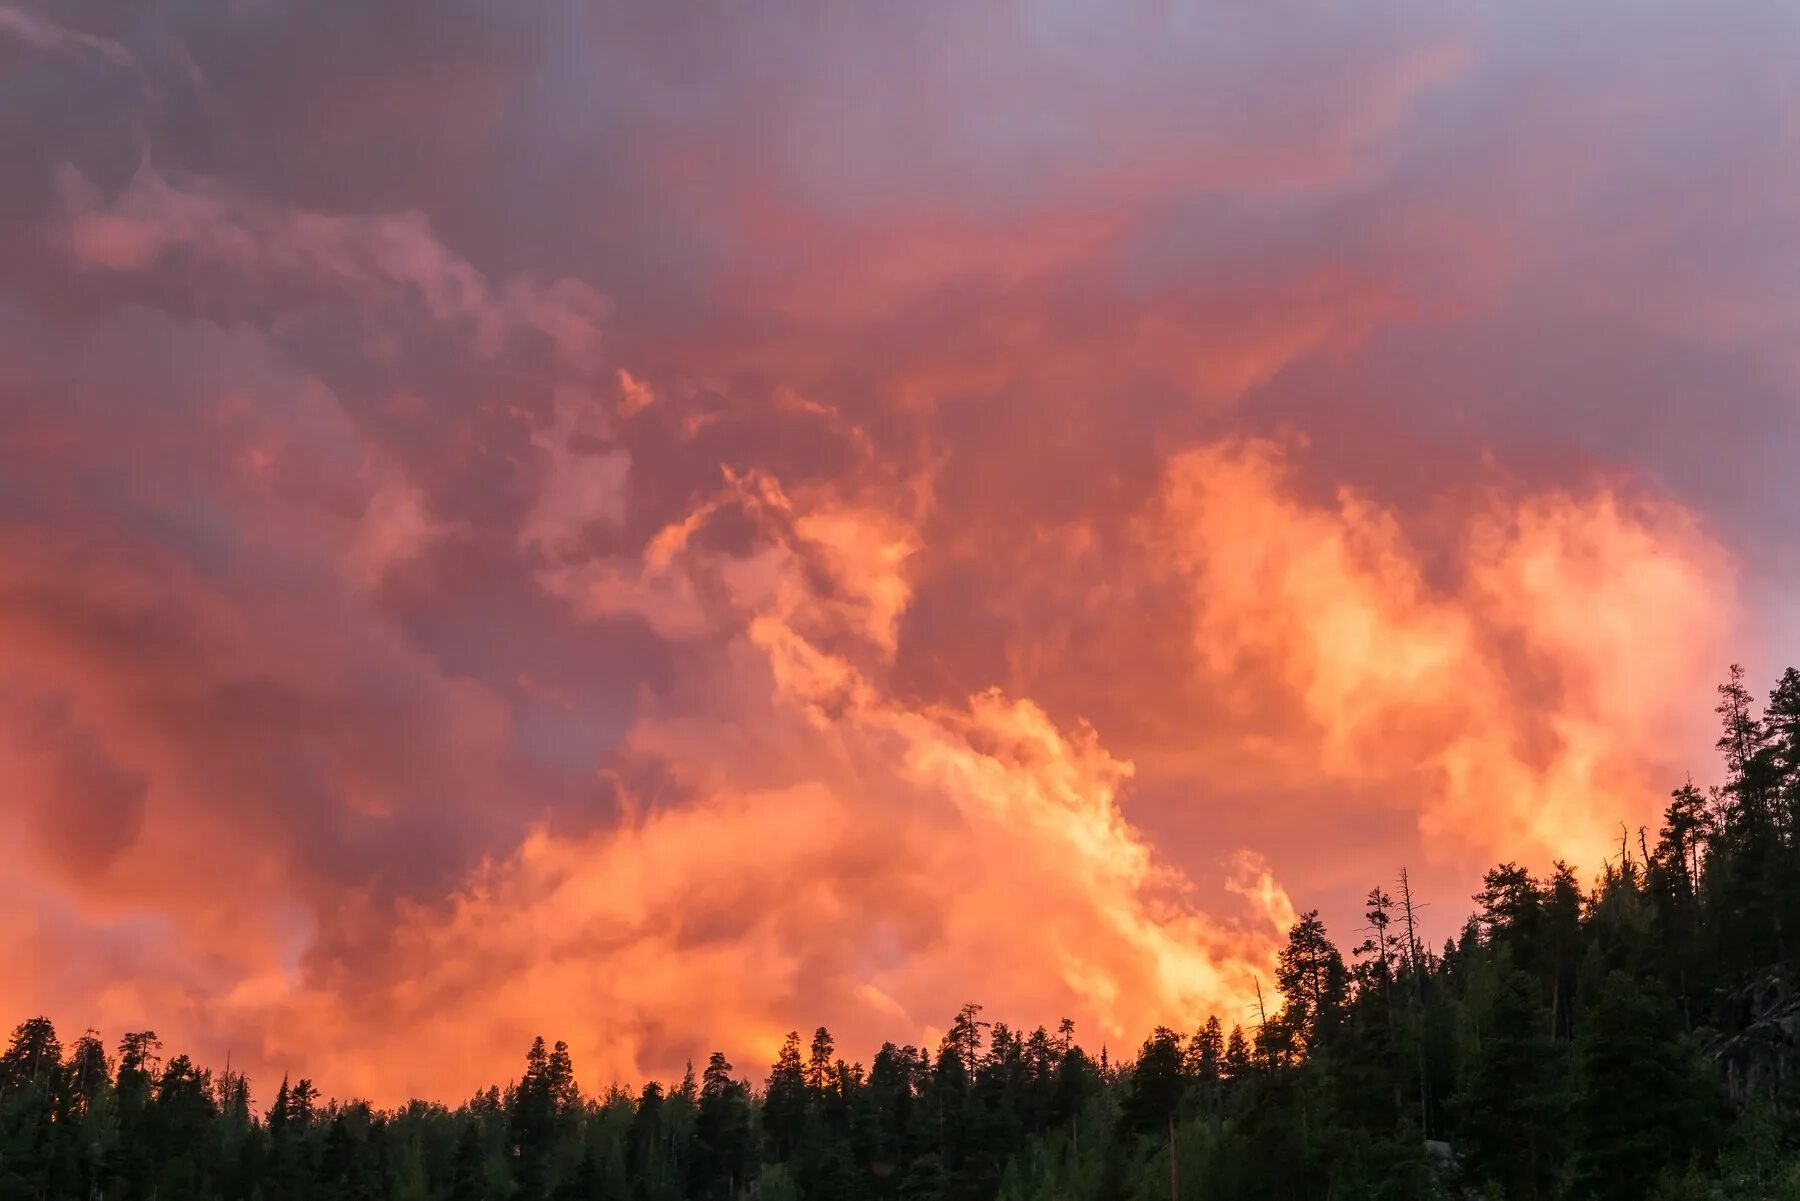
[1705,974,1800,1103]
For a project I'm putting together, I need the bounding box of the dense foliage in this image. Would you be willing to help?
[10,665,1800,1200]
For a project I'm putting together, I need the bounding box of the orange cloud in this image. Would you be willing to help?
[1,0,1789,1117]
[228,476,1293,1103]
[1148,438,1735,870]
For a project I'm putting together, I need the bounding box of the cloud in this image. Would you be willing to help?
[516,384,632,560]
[0,0,1791,1110]
[53,164,608,368]
[234,478,1293,1102]
[0,4,132,69]
[1148,438,1735,869]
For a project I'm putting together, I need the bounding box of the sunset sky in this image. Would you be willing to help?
[3,1,1798,1105]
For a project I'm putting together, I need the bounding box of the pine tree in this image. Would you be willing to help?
[1572,971,1724,1201]
[1187,1016,1225,1119]
[1456,970,1568,1201]
[450,1119,487,1201]
[0,1017,62,1091]
[511,1035,560,1198]
[765,1031,807,1162]
[1119,1027,1185,1138]
[694,1051,754,1200]
[1222,1026,1251,1081]
[1277,910,1349,1052]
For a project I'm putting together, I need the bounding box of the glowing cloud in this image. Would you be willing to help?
[0,0,1790,1110]
[1150,438,1735,869]
[230,478,1292,1102]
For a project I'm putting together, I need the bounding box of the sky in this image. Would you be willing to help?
[1,0,1798,1106]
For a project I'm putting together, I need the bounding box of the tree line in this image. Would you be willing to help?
[8,664,1800,1199]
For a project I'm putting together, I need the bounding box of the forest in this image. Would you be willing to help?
[7,664,1800,1200]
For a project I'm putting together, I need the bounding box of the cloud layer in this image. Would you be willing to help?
[0,0,1791,1102]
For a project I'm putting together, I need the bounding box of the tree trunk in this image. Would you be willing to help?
[1170,1115,1180,1201]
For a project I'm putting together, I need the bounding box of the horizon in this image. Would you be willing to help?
[6,829,1732,1113]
